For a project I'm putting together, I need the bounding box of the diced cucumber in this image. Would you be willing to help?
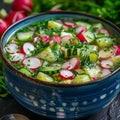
[75,69,85,74]
[93,23,103,29]
[17,31,34,41]
[36,72,54,82]
[51,42,61,58]
[62,45,98,58]
[84,65,102,78]
[72,74,91,84]
[20,68,32,77]
[61,31,73,37]
[76,21,92,30]
[62,47,77,58]
[48,21,62,29]
[89,53,98,63]
[96,37,114,48]
[36,47,57,62]
[88,45,99,52]
[110,55,120,66]
[63,48,72,58]
[40,66,61,75]
[78,45,98,57]
[82,31,95,43]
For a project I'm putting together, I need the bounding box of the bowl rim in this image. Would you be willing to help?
[1,11,120,87]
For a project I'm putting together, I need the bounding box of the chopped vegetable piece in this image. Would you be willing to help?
[36,72,54,82]
[72,74,91,84]
[59,70,75,80]
[17,31,34,41]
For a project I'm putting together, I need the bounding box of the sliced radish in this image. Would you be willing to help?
[62,61,70,69]
[96,28,110,37]
[0,19,9,36]
[12,0,33,15]
[76,32,87,42]
[64,22,75,28]
[62,58,80,70]
[69,57,81,70]
[99,48,114,59]
[100,59,113,69]
[114,45,120,56]
[59,70,75,80]
[76,26,86,34]
[21,42,35,55]
[5,43,18,53]
[61,35,72,46]
[22,57,42,70]
[42,35,50,43]
[33,36,40,43]
[10,53,25,62]
[102,69,111,77]
[51,35,61,44]
[5,11,25,25]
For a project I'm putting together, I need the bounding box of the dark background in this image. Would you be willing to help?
[0,1,120,120]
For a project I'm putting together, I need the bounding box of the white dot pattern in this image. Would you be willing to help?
[100,94,106,99]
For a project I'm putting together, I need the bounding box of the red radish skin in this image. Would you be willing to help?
[59,70,75,80]
[69,57,80,70]
[76,33,87,42]
[92,77,97,81]
[42,35,50,43]
[4,11,25,25]
[5,43,18,54]
[0,19,9,36]
[51,35,61,44]
[22,57,42,70]
[12,0,33,15]
[10,53,25,62]
[62,58,80,70]
[21,42,35,55]
[114,45,120,56]
[64,22,76,28]
[100,59,113,69]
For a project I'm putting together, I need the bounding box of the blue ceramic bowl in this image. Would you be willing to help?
[1,12,120,120]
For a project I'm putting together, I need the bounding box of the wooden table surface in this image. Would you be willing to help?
[0,1,120,120]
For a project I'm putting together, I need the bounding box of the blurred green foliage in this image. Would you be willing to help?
[32,0,120,27]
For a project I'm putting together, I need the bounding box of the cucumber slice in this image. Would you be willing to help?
[82,31,95,43]
[36,72,54,82]
[110,55,120,66]
[76,21,91,30]
[48,21,62,29]
[20,68,32,77]
[72,74,91,84]
[40,66,61,75]
[89,53,98,63]
[84,65,102,78]
[93,23,103,29]
[96,37,114,48]
[17,31,34,41]
[36,47,57,62]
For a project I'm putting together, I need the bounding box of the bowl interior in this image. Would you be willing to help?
[1,11,120,86]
